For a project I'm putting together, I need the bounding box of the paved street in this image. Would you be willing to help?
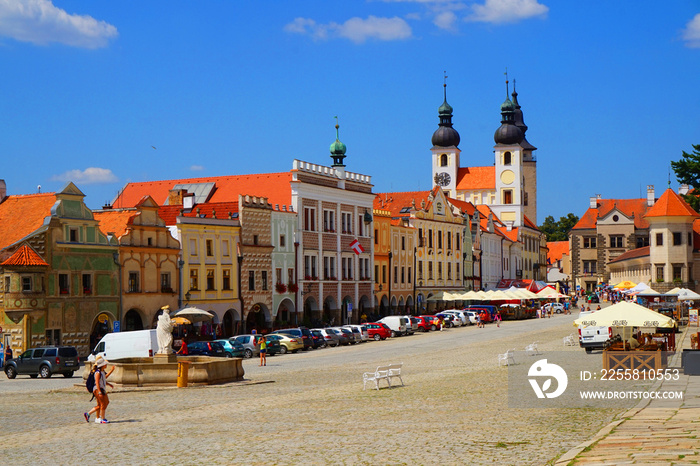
[0,310,679,465]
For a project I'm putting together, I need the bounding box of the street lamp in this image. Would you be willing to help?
[184,291,191,305]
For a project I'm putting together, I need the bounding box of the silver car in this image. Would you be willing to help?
[312,328,341,347]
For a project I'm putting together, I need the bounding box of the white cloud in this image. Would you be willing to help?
[682,13,700,48]
[284,15,412,43]
[0,0,118,48]
[466,0,548,24]
[190,165,204,171]
[52,167,118,184]
[433,11,458,30]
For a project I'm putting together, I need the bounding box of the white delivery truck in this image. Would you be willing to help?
[377,316,408,337]
[577,311,612,353]
[88,329,159,362]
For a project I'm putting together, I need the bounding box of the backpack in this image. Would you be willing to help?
[86,369,96,395]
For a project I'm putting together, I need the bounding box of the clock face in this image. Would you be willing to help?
[434,172,451,186]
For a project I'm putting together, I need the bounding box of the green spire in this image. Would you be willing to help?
[330,116,346,167]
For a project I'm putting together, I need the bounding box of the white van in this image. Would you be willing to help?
[577,311,612,353]
[377,316,408,337]
[88,329,159,362]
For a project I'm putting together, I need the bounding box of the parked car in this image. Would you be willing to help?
[413,316,433,332]
[266,333,304,354]
[335,327,359,344]
[464,311,480,325]
[187,341,227,357]
[443,310,469,326]
[420,315,441,331]
[214,339,246,358]
[312,328,341,347]
[365,322,391,340]
[325,327,350,345]
[344,324,369,342]
[467,307,493,323]
[436,313,458,328]
[401,316,417,335]
[4,345,79,379]
[308,329,326,348]
[543,303,565,314]
[377,316,409,337]
[233,334,262,358]
[271,327,314,351]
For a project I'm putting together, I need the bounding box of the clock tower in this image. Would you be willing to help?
[431,80,460,198]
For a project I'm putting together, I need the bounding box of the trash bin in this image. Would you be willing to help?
[682,349,700,376]
[177,361,190,388]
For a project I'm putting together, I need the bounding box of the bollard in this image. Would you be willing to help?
[177,361,190,388]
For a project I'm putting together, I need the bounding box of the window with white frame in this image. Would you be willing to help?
[304,255,317,279]
[323,210,335,232]
[324,256,336,280]
[341,212,352,234]
[304,207,316,231]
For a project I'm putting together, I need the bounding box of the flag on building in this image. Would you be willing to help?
[350,239,364,255]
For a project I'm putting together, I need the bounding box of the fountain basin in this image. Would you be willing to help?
[83,355,244,387]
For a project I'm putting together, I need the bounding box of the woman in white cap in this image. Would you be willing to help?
[91,356,111,424]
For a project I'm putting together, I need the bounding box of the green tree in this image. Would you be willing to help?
[539,213,579,241]
[671,144,700,211]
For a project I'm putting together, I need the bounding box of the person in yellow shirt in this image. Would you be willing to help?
[258,335,267,366]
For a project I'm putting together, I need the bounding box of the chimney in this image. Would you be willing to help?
[167,189,185,206]
[646,185,655,207]
[505,221,514,231]
[589,196,598,209]
[679,184,690,196]
[0,179,6,203]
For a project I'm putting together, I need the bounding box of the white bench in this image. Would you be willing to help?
[498,349,515,366]
[525,342,540,356]
[563,334,577,346]
[363,363,404,390]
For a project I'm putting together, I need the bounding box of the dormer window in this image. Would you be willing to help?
[69,227,79,242]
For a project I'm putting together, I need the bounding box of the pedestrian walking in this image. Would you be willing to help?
[258,336,267,366]
[4,343,12,364]
[495,312,502,328]
[85,356,112,424]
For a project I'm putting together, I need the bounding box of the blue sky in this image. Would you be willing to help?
[1,0,699,224]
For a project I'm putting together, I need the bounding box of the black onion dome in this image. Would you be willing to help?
[431,87,460,148]
[494,123,524,145]
[432,125,461,147]
[494,97,523,145]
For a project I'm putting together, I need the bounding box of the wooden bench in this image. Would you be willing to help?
[498,349,515,366]
[363,363,404,390]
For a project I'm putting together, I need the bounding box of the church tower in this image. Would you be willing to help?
[512,80,537,224]
[430,79,460,198]
[491,78,526,227]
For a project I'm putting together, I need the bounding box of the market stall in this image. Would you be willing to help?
[574,301,676,374]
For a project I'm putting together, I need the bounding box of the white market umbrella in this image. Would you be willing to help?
[676,288,700,301]
[173,307,214,322]
[536,286,568,299]
[573,301,675,328]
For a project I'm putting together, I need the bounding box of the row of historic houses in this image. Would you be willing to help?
[0,81,547,356]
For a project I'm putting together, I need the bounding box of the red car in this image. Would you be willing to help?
[414,316,433,332]
[365,322,392,340]
[420,315,441,331]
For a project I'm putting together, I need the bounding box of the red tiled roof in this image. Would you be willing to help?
[373,191,430,217]
[157,202,240,226]
[573,198,651,230]
[456,166,495,190]
[93,210,138,238]
[523,215,538,230]
[1,244,49,266]
[547,241,569,263]
[0,193,57,251]
[446,197,475,216]
[496,225,518,242]
[112,173,292,209]
[644,189,700,219]
[608,246,650,264]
